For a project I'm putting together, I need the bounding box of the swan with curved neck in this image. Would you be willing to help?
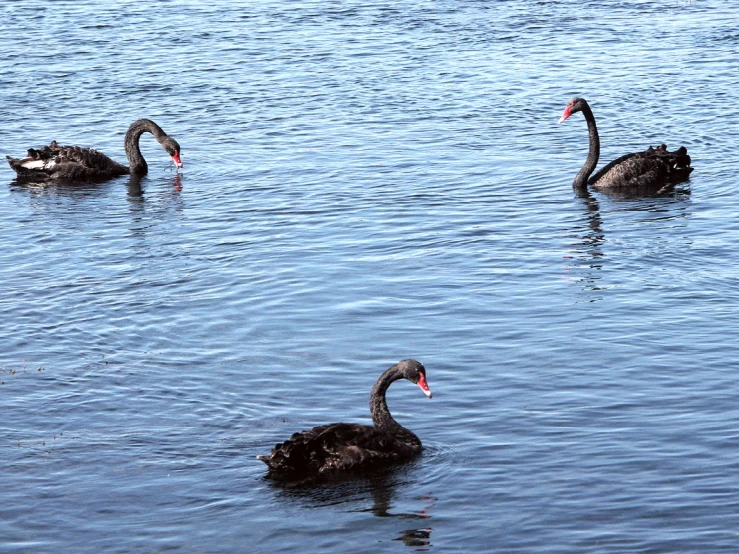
[558,97,693,193]
[257,359,432,478]
[6,119,182,182]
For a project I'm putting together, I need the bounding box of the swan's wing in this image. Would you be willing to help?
[257,423,369,473]
[588,152,641,186]
[589,145,692,190]
[257,423,408,474]
[7,142,128,181]
[591,154,670,190]
[50,145,126,172]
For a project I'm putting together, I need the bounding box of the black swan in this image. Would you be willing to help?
[558,98,693,193]
[257,359,433,478]
[6,119,182,183]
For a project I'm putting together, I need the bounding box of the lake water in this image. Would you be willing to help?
[2,0,739,552]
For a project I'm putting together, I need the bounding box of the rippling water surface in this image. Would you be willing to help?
[2,1,739,552]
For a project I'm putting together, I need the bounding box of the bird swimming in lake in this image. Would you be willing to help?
[257,359,433,479]
[558,97,693,194]
[6,119,182,183]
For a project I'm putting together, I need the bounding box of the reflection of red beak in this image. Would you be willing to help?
[417,373,433,399]
[558,106,572,124]
[172,152,183,169]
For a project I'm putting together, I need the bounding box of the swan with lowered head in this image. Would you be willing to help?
[6,119,182,183]
[558,97,692,193]
[257,359,433,479]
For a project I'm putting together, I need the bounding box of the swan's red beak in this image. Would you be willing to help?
[558,105,572,124]
[172,152,183,169]
[417,373,432,399]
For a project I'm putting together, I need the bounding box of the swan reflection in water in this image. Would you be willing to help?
[563,187,692,298]
[367,481,435,551]
[269,468,435,550]
[8,171,183,206]
[127,172,182,198]
[7,172,186,252]
[562,191,606,296]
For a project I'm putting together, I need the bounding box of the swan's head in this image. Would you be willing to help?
[397,359,433,399]
[558,97,587,124]
[162,137,183,169]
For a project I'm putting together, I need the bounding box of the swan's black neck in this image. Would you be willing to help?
[574,101,600,191]
[369,365,420,443]
[124,119,168,176]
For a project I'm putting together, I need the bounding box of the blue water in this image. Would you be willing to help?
[2,1,739,552]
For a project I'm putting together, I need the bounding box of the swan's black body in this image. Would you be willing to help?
[559,98,693,193]
[6,119,182,183]
[257,360,432,478]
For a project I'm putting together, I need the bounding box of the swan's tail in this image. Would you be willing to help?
[7,152,58,176]
[647,143,693,182]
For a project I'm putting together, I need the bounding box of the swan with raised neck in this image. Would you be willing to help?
[559,97,693,194]
[257,359,433,478]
